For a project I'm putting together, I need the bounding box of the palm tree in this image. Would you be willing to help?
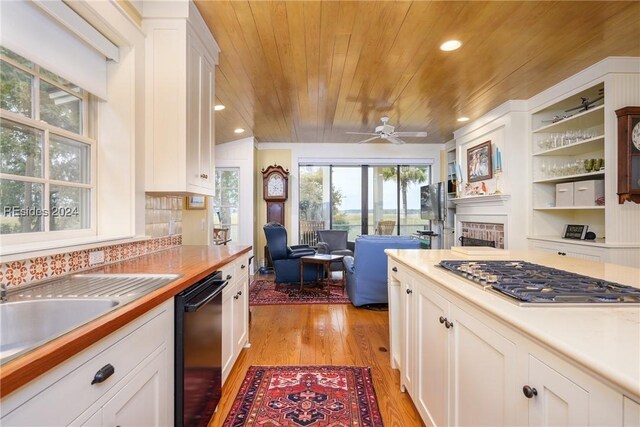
[380,166,428,220]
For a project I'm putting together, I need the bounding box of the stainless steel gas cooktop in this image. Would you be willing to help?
[438,260,640,304]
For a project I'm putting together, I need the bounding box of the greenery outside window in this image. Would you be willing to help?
[0,47,95,239]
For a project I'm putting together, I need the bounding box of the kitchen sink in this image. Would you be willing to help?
[0,273,181,364]
[0,299,120,363]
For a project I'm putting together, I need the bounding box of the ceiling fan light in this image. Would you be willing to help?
[457,116,470,122]
[440,40,462,51]
[234,128,245,134]
[214,104,226,111]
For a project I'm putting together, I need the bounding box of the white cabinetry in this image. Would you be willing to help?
[526,355,588,426]
[390,261,628,427]
[1,301,174,426]
[144,2,220,195]
[402,270,518,427]
[222,255,250,383]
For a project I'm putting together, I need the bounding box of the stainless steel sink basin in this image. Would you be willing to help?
[0,299,120,363]
[0,273,181,364]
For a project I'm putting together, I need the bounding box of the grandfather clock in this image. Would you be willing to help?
[615,107,640,203]
[262,165,289,267]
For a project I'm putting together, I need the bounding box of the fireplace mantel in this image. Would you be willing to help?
[450,194,511,207]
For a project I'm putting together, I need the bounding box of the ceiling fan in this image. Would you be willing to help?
[346,116,428,144]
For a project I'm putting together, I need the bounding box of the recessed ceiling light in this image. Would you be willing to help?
[234,128,245,134]
[457,117,470,122]
[440,40,462,52]
[213,104,225,111]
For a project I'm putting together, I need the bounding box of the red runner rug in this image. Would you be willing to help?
[223,365,384,426]
[249,278,351,305]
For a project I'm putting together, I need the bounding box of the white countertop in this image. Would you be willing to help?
[385,249,640,399]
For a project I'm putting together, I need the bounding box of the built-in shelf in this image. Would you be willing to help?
[528,235,610,247]
[533,170,604,184]
[533,136,604,157]
[533,104,604,133]
[533,206,605,211]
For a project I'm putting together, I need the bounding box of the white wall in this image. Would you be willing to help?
[257,141,444,242]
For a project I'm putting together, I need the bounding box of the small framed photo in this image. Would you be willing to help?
[185,195,207,210]
[467,141,493,183]
[562,224,588,240]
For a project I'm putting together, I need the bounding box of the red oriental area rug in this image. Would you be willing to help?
[249,279,351,305]
[223,365,384,427]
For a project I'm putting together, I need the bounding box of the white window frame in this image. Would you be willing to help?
[0,50,97,245]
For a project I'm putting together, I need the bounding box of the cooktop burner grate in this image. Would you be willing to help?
[438,260,640,304]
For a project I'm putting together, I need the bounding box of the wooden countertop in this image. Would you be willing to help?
[0,244,252,398]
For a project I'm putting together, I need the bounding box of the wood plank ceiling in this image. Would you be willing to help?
[195,1,640,145]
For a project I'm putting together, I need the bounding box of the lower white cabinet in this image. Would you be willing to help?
[1,301,174,426]
[222,255,250,383]
[403,269,519,427]
[390,262,629,426]
[530,240,604,261]
[527,355,588,427]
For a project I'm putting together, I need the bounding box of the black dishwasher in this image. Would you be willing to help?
[175,271,227,427]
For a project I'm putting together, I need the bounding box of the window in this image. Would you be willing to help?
[213,168,239,242]
[0,47,94,238]
[299,163,431,243]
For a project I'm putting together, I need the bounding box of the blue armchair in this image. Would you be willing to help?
[263,223,319,285]
[343,235,421,306]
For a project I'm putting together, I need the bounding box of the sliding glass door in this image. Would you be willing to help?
[299,163,431,244]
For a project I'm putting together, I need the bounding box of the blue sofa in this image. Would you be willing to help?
[343,235,421,306]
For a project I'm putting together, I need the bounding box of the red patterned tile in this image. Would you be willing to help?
[68,250,88,271]
[6,261,28,286]
[28,257,49,281]
[49,254,67,277]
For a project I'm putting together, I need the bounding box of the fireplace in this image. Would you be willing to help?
[460,221,505,249]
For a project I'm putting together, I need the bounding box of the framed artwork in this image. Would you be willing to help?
[185,195,207,210]
[467,141,493,183]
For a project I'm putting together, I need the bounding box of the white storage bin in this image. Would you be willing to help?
[555,182,574,207]
[574,180,604,206]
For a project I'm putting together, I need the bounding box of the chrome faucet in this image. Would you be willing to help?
[0,284,7,302]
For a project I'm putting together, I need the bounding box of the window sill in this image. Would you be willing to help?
[0,235,151,262]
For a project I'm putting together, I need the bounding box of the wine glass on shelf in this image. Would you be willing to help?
[593,158,603,172]
[584,158,594,173]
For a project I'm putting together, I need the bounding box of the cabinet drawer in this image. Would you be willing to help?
[555,182,574,207]
[574,179,604,206]
[388,260,402,283]
[1,306,169,426]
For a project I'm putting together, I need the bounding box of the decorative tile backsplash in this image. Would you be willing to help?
[461,221,505,249]
[0,235,182,288]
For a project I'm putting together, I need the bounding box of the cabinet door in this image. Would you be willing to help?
[199,54,214,191]
[399,273,416,395]
[233,278,249,356]
[102,348,168,427]
[415,281,450,427]
[528,355,588,426]
[186,32,202,189]
[450,305,519,427]
[221,282,236,383]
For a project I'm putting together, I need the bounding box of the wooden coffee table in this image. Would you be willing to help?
[300,254,346,294]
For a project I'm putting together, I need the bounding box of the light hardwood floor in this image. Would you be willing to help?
[209,292,424,426]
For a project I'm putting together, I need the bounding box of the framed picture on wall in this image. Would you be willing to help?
[185,195,207,210]
[467,141,493,183]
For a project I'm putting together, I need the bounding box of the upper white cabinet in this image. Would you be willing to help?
[144,1,220,195]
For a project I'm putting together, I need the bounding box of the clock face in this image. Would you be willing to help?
[632,121,640,151]
[267,174,284,197]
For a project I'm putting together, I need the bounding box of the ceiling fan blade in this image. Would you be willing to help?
[394,131,428,137]
[357,136,381,144]
[346,131,379,136]
[386,135,406,145]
